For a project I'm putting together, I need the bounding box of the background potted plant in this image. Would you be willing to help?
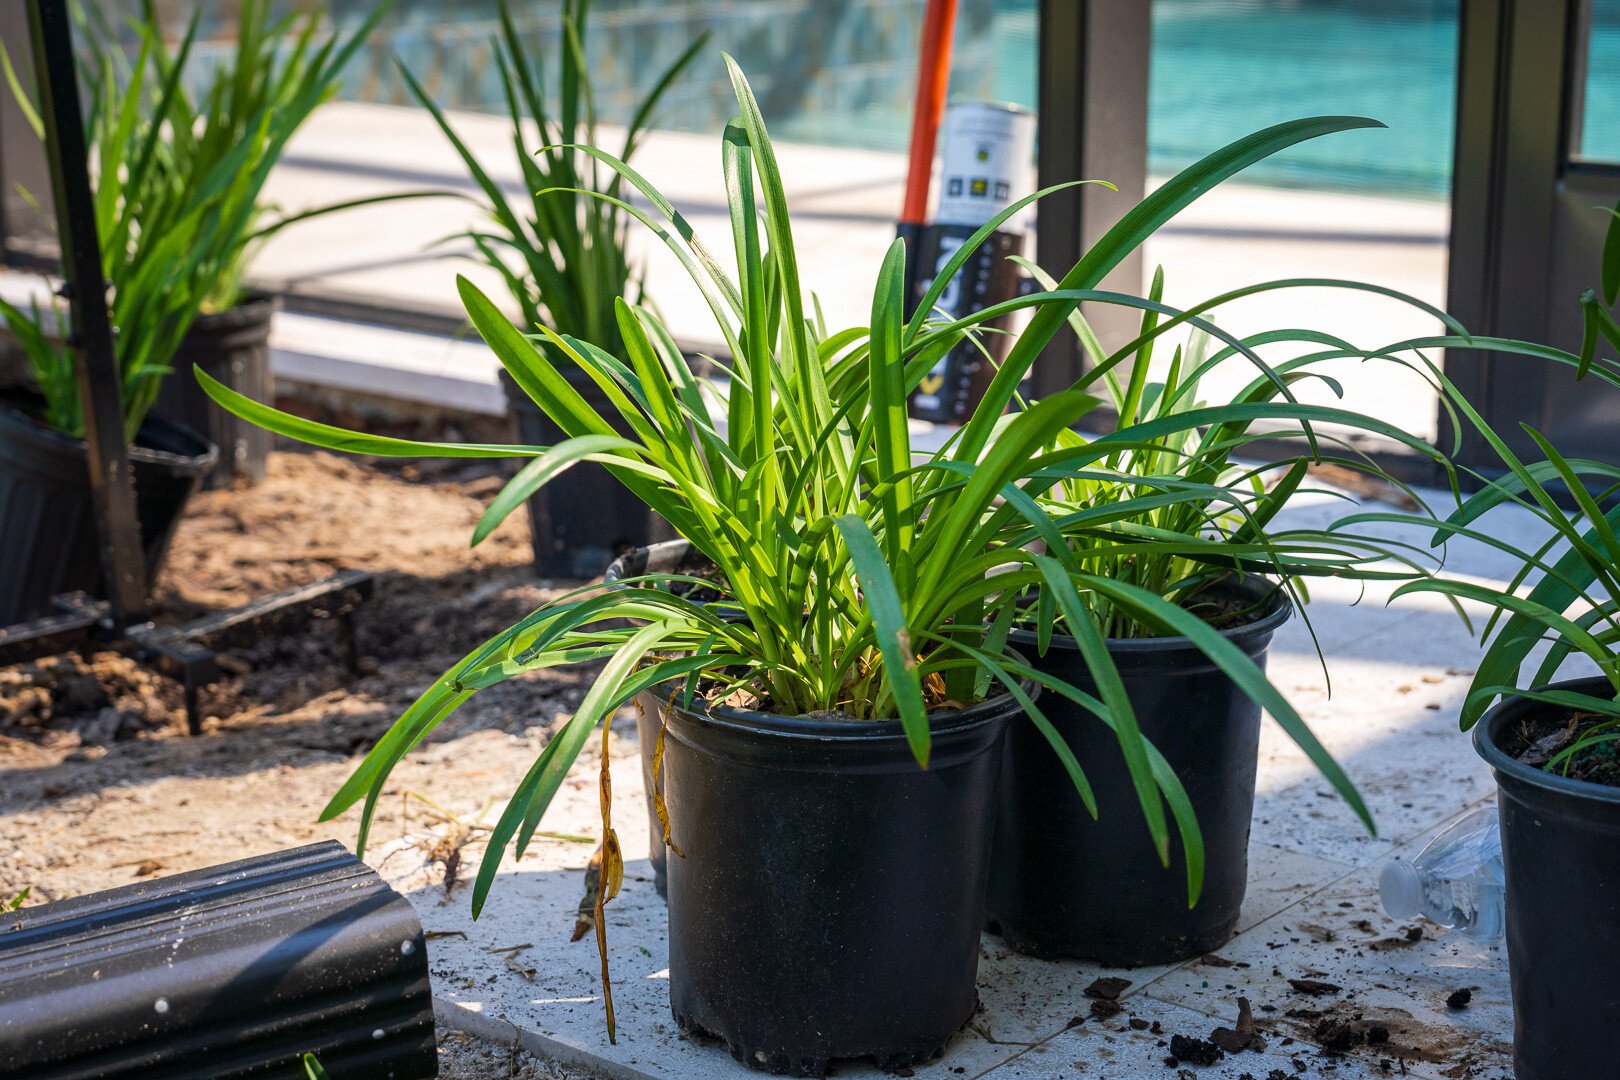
[193,62,1397,1073]
[405,0,705,579]
[0,0,404,623]
[985,262,1464,965]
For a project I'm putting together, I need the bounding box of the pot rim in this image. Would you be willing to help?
[0,390,218,469]
[1009,573,1291,655]
[604,538,705,585]
[645,654,1031,745]
[193,287,280,325]
[1474,675,1620,805]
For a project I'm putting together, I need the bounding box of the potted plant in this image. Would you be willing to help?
[198,65,1398,1070]
[405,0,705,579]
[985,264,1464,964]
[1369,216,1620,1080]
[0,0,402,622]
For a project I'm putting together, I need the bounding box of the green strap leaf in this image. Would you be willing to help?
[835,515,930,767]
[195,365,540,459]
[472,434,646,545]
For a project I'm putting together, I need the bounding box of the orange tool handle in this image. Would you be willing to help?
[900,0,959,227]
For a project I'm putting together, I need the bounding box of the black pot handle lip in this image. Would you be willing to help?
[1474,675,1620,805]
[604,539,696,587]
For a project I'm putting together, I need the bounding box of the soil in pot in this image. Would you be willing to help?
[153,291,277,489]
[0,390,217,626]
[1476,677,1620,1080]
[987,575,1290,967]
[657,683,1021,1075]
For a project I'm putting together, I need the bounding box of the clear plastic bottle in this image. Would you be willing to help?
[1379,807,1506,942]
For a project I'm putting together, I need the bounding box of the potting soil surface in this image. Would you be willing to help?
[0,440,1543,1079]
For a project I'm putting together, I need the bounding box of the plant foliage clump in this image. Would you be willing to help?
[405,0,706,364]
[202,59,1489,1036]
[1,0,401,437]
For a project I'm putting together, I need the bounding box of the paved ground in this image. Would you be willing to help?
[375,485,1548,1080]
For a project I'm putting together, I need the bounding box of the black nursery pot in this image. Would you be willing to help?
[499,368,667,579]
[153,290,277,488]
[1475,676,1620,1080]
[657,684,1022,1075]
[0,391,217,626]
[987,576,1290,966]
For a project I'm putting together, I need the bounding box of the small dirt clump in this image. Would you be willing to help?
[1288,977,1342,996]
[1168,1033,1224,1067]
[1211,997,1266,1053]
[1083,976,1131,1000]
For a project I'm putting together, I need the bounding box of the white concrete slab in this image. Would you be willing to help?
[384,832,1351,1080]
[363,486,1555,1078]
[982,996,1417,1080]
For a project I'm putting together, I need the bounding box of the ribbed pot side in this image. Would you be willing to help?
[0,394,216,625]
[658,685,1023,1076]
[988,577,1290,966]
[1476,676,1620,1080]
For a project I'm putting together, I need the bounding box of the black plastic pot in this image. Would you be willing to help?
[499,368,667,579]
[605,539,731,899]
[987,576,1290,966]
[657,682,1021,1075]
[1476,676,1620,1080]
[153,291,277,488]
[0,390,217,626]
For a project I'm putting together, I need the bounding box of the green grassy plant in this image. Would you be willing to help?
[1011,261,1460,645]
[0,0,413,439]
[198,60,1450,1036]
[1334,204,1620,748]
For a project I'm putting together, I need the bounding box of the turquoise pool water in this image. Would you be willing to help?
[324,0,1618,198]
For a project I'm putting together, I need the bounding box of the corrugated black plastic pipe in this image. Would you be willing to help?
[0,841,437,1079]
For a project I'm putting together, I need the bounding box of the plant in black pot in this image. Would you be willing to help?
[984,262,1467,965]
[1358,251,1620,1079]
[1390,415,1620,1080]
[192,62,1384,1073]
[3,0,418,488]
[0,0,401,622]
[405,0,706,579]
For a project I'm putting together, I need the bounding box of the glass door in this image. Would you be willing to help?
[1447,0,1620,470]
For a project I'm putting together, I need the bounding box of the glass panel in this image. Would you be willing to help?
[322,0,1036,155]
[93,1,1039,337]
[1578,0,1620,162]
[1143,0,1460,443]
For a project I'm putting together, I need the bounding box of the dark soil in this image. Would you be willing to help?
[0,441,615,907]
[1168,1032,1224,1066]
[1505,707,1620,787]
[1179,576,1288,633]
